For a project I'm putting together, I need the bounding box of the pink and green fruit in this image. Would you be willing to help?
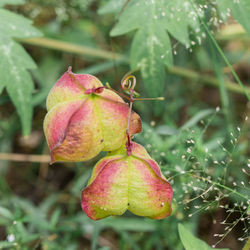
[44,68,142,163]
[82,142,173,220]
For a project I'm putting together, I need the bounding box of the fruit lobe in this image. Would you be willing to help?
[44,69,142,163]
[82,142,173,220]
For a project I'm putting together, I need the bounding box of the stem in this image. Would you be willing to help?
[134,97,165,101]
[106,85,165,102]
[105,85,131,101]
[0,152,50,163]
[125,91,134,156]
[19,37,250,96]
[167,66,250,95]
[191,174,249,201]
[126,100,133,136]
[202,22,250,100]
[19,37,126,61]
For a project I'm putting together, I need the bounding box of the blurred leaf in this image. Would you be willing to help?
[155,125,178,135]
[98,217,157,232]
[217,0,250,34]
[178,224,229,250]
[91,227,101,250]
[180,109,214,130]
[0,206,13,220]
[20,234,40,244]
[0,8,42,135]
[77,60,124,75]
[0,0,24,7]
[71,169,91,196]
[50,208,61,229]
[39,194,60,213]
[0,241,18,249]
[98,0,126,14]
[32,56,62,106]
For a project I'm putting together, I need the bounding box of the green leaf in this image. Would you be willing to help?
[178,223,229,250]
[98,0,126,14]
[217,0,250,35]
[0,37,35,135]
[180,109,214,130]
[0,241,18,249]
[98,217,156,232]
[0,206,14,220]
[130,25,172,97]
[155,125,178,135]
[107,0,202,97]
[0,8,42,135]
[0,9,41,39]
[0,0,25,7]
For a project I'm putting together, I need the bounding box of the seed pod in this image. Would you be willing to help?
[44,68,142,163]
[82,142,172,220]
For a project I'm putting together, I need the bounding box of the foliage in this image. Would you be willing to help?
[0,0,249,249]
[100,0,250,101]
[178,223,229,250]
[216,0,250,34]
[0,1,42,135]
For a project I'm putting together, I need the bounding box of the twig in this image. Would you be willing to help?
[0,152,50,163]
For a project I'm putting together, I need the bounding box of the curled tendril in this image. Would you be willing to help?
[121,75,140,98]
[121,75,136,92]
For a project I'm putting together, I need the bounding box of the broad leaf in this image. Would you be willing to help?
[0,37,35,135]
[178,224,229,250]
[217,0,250,35]
[130,26,172,97]
[0,8,42,135]
[102,0,202,97]
[0,9,41,38]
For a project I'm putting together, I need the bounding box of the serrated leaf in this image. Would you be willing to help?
[109,0,202,97]
[0,37,35,135]
[131,26,172,97]
[0,9,41,38]
[178,224,229,250]
[0,0,25,7]
[217,0,250,35]
[0,8,42,135]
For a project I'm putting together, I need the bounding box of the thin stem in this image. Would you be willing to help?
[126,100,133,135]
[105,85,131,101]
[19,37,126,61]
[134,97,165,101]
[106,83,165,102]
[189,0,250,100]
[20,37,250,96]
[125,91,134,156]
[0,152,50,163]
[202,22,250,100]
[167,66,250,95]
[191,174,249,201]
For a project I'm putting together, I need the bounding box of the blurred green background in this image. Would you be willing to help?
[0,0,249,249]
